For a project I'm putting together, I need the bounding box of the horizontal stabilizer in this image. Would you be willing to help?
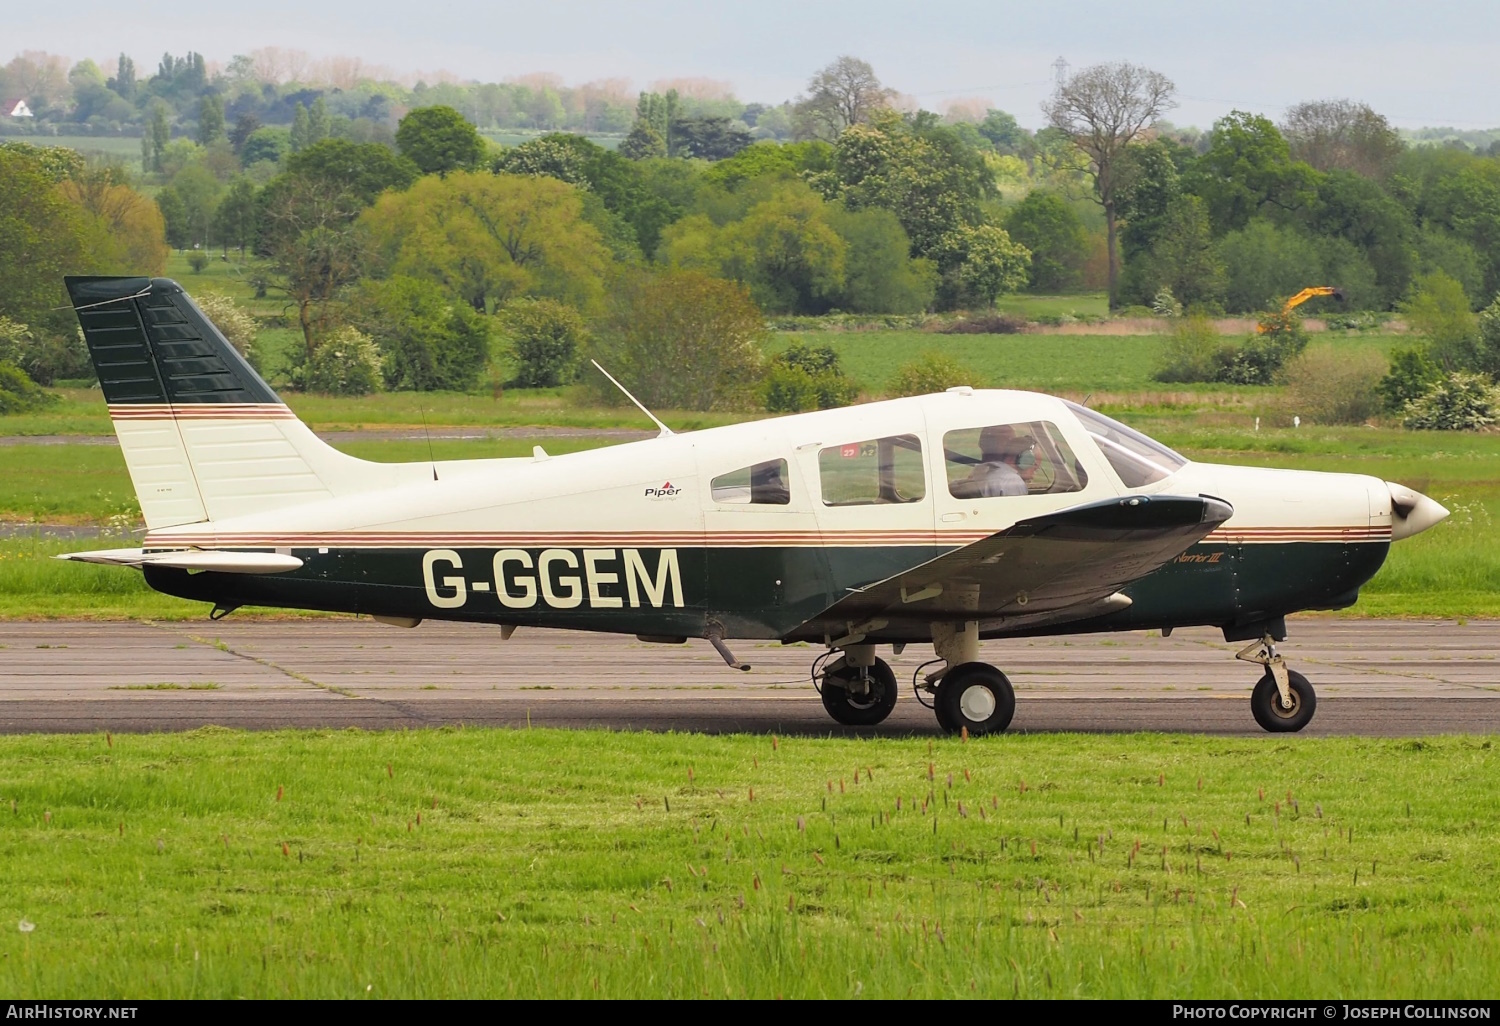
[56,548,303,574]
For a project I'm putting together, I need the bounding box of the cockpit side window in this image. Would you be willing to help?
[945,421,1087,499]
[711,459,791,505]
[1065,401,1187,487]
[818,435,926,506]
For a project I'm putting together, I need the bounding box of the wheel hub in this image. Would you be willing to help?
[959,684,997,722]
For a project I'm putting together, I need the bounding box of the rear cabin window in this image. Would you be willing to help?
[1066,401,1187,487]
[710,459,791,505]
[818,435,926,506]
[945,421,1088,499]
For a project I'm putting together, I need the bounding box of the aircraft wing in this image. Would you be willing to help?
[56,548,304,574]
[806,494,1232,632]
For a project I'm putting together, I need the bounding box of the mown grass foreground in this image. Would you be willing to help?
[0,729,1495,998]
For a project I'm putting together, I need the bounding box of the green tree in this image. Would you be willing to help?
[1186,111,1320,235]
[348,276,490,392]
[0,147,89,324]
[241,127,289,166]
[1120,195,1224,310]
[497,298,589,388]
[1003,191,1088,291]
[396,106,484,176]
[976,109,1031,155]
[289,103,311,154]
[930,223,1030,309]
[672,117,753,160]
[307,96,330,146]
[282,139,418,206]
[360,172,609,314]
[165,164,222,250]
[588,269,766,410]
[1474,295,1500,380]
[827,205,936,314]
[1302,169,1415,308]
[214,177,258,257]
[148,101,170,173]
[197,93,225,146]
[618,120,667,160]
[1401,271,1477,371]
[258,175,367,363]
[661,182,847,315]
[826,111,993,261]
[155,188,187,249]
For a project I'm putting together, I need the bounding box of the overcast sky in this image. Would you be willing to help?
[9,0,1496,129]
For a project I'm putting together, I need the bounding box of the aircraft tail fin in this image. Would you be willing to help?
[65,276,420,530]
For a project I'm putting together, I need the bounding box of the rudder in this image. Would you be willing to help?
[67,276,418,529]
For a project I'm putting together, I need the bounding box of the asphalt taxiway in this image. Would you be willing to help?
[0,619,1495,736]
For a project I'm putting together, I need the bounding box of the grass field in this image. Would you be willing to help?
[0,729,1493,998]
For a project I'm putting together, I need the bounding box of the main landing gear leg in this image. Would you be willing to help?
[926,621,1015,737]
[1236,634,1317,733]
[818,643,899,727]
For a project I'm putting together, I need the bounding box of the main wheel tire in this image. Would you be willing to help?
[934,662,1015,736]
[820,657,899,726]
[1250,669,1316,733]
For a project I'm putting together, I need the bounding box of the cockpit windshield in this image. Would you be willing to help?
[1065,401,1187,488]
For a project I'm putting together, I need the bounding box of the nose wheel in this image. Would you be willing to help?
[1237,635,1317,733]
[1250,669,1316,732]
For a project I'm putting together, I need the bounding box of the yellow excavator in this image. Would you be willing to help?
[1257,286,1345,332]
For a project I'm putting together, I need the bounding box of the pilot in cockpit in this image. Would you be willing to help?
[956,424,1036,498]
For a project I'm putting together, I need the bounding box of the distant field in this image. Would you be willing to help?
[0,728,1494,998]
[773,329,1403,398]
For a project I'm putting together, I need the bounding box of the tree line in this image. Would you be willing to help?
[4,53,1500,418]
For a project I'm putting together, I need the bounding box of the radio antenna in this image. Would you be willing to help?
[591,360,673,437]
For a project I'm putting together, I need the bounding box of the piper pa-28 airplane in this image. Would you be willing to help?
[60,276,1450,735]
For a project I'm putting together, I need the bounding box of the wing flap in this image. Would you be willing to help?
[808,494,1231,631]
[57,548,304,574]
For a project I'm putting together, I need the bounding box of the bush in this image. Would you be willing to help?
[762,343,858,412]
[938,313,1027,335]
[191,291,258,359]
[1222,311,1310,385]
[1401,271,1477,370]
[887,351,977,397]
[187,250,210,273]
[348,277,491,392]
[762,364,820,413]
[497,298,588,388]
[587,269,766,411]
[1473,294,1500,379]
[1282,345,1386,425]
[1378,347,1443,412]
[1151,288,1183,318]
[0,362,57,414]
[1153,316,1225,383]
[0,317,91,386]
[305,326,382,396]
[1402,373,1499,431]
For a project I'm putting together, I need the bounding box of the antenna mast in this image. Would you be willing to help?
[590,360,674,438]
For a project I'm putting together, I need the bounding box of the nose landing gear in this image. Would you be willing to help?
[1237,635,1317,732]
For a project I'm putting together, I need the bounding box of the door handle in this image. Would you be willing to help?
[940,512,965,523]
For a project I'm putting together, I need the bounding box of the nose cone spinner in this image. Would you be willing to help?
[1387,482,1450,541]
